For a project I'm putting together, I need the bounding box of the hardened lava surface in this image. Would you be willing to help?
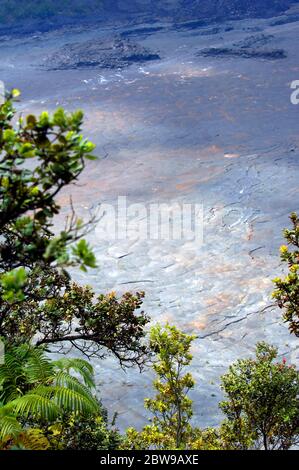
[1,7,299,429]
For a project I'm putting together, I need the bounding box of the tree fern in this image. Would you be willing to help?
[0,344,100,446]
[53,371,96,398]
[23,347,53,385]
[0,347,26,402]
[53,357,95,388]
[0,415,22,441]
[27,382,99,415]
[0,344,97,402]
[53,387,99,414]
[8,394,62,421]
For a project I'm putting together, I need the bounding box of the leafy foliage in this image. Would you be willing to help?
[0,91,149,367]
[0,343,101,447]
[273,213,299,336]
[1,279,148,365]
[0,90,96,273]
[123,325,197,450]
[0,428,51,451]
[122,328,299,451]
[220,342,299,450]
[44,412,121,450]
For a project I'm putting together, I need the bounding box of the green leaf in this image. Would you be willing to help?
[85,155,98,161]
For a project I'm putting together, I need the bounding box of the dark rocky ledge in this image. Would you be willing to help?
[198,47,287,60]
[197,33,287,60]
[43,37,161,70]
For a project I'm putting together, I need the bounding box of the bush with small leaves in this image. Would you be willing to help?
[45,412,121,450]
[123,325,198,450]
[220,342,299,450]
[273,213,299,336]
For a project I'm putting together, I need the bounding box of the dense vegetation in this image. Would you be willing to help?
[0,90,298,450]
[123,329,299,450]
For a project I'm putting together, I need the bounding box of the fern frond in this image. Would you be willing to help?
[9,394,61,421]
[53,371,96,398]
[53,357,95,388]
[0,415,22,441]
[23,348,53,385]
[0,344,49,403]
[0,345,99,426]
[53,386,99,415]
[0,352,23,402]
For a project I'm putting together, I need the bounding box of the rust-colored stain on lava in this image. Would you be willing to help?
[204,293,244,315]
[186,319,207,331]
